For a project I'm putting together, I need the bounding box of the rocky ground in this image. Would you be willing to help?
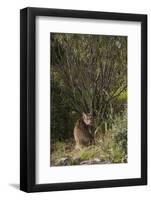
[55,156,112,166]
[50,135,127,166]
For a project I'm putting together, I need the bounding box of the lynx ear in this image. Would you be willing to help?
[82,112,87,118]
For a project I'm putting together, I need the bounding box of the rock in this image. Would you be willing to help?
[80,158,101,165]
[56,157,112,166]
[56,157,70,166]
[92,158,101,163]
[99,160,111,164]
[80,160,91,165]
[122,155,128,163]
[80,158,113,165]
[56,156,82,166]
[72,157,81,165]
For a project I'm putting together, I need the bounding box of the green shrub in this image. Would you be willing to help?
[111,112,127,162]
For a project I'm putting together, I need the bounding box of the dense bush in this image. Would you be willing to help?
[51,33,127,139]
[112,111,127,157]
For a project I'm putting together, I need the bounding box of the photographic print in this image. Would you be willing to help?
[20,7,147,192]
[50,33,127,167]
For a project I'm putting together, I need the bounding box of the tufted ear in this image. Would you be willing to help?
[82,112,87,119]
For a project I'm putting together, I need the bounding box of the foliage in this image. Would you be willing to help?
[51,33,127,136]
[51,80,72,140]
[112,111,127,156]
[50,33,127,164]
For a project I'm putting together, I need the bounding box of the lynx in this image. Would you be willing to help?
[73,112,94,150]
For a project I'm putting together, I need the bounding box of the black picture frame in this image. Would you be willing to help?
[20,7,147,193]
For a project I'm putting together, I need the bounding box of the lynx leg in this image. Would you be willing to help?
[75,144,82,150]
[75,138,83,150]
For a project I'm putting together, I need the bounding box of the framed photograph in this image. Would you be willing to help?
[20,7,147,192]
